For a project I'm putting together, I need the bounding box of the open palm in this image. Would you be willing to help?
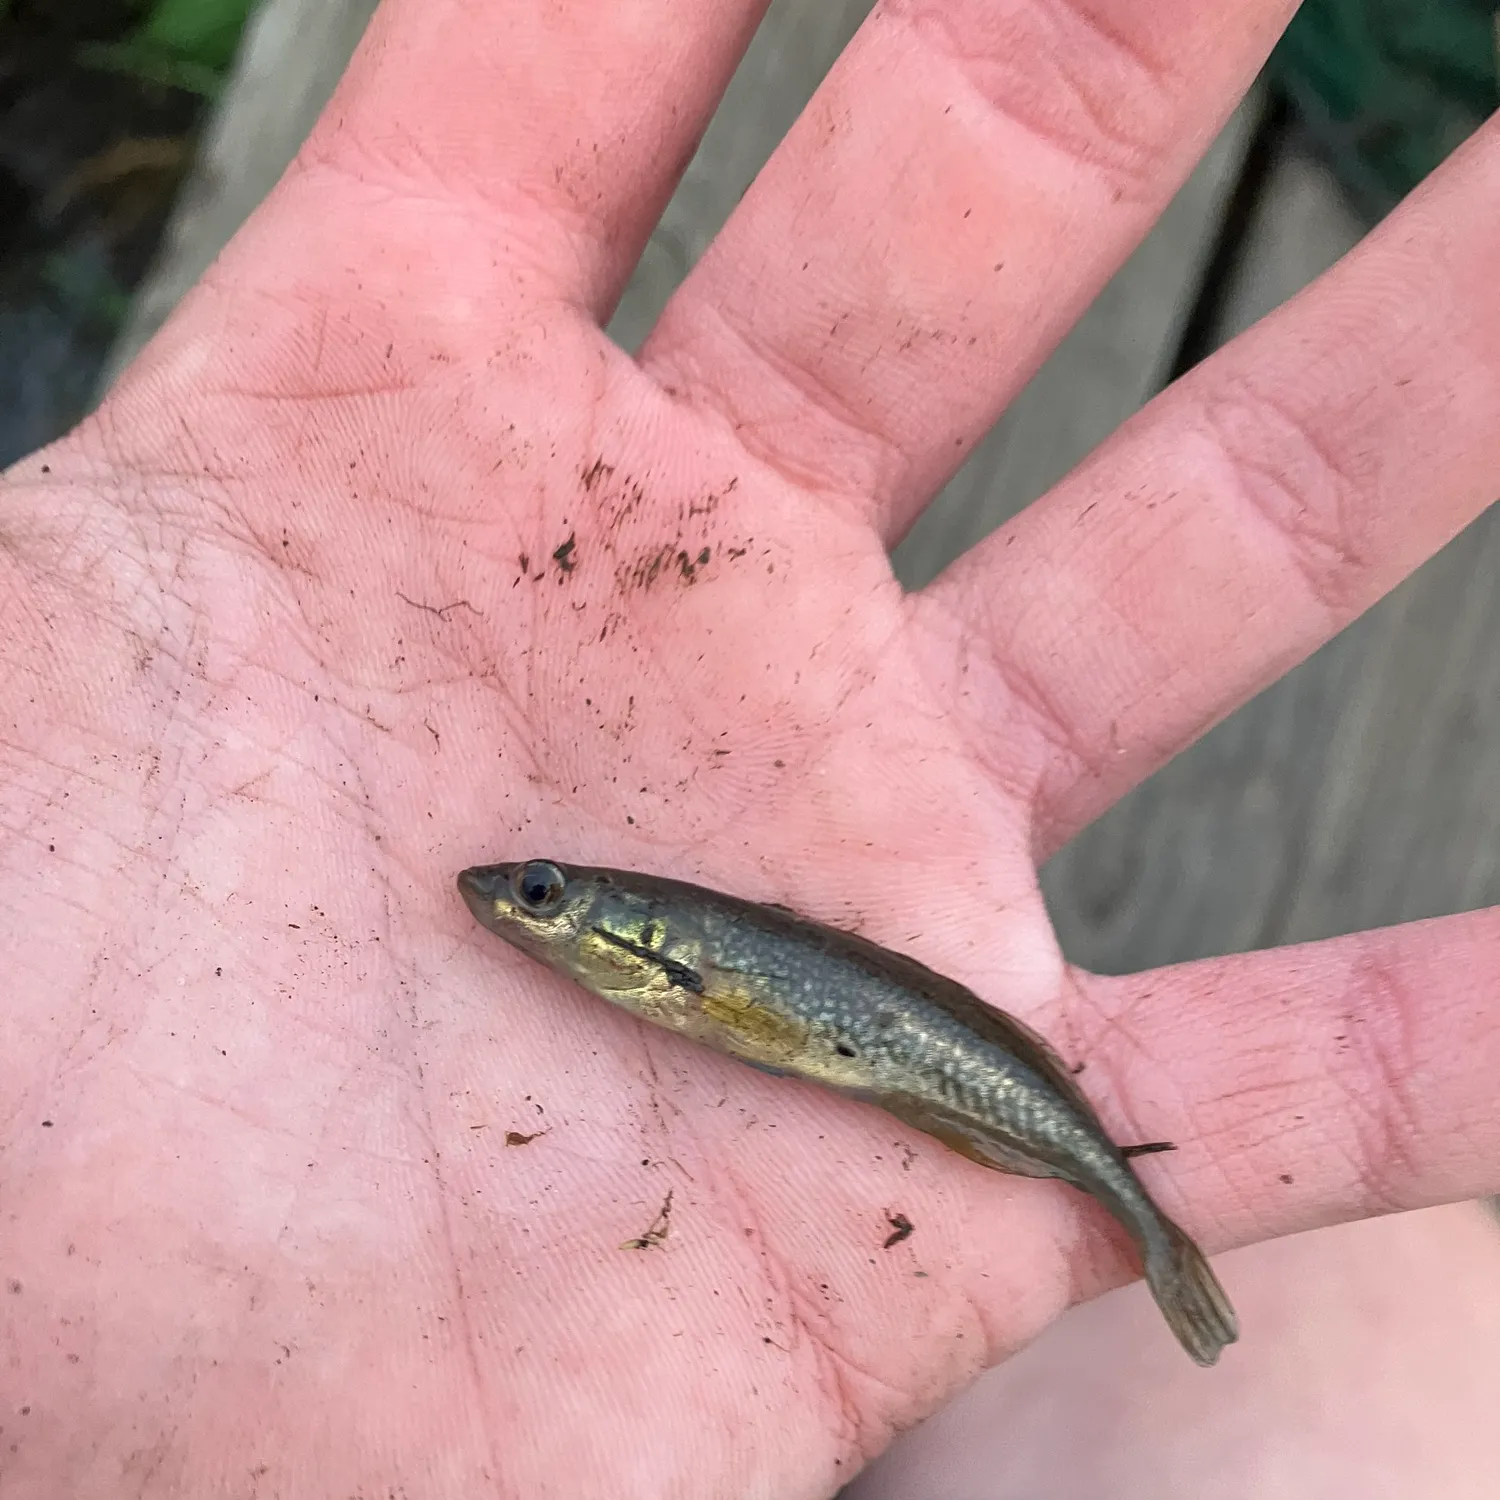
[3,2,1498,1495]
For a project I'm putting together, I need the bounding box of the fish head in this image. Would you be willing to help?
[457,859,697,1013]
[458,858,592,961]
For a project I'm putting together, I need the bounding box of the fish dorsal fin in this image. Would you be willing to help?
[871,955,1106,1128]
[969,995,1099,1119]
[879,1094,1062,1180]
[759,901,801,919]
[745,899,1100,1119]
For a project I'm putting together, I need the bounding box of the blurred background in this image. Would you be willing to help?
[3,4,1498,1492]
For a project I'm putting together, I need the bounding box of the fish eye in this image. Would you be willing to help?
[511,860,567,914]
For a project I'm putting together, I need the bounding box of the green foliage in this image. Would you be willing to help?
[41,249,132,332]
[136,0,257,73]
[77,0,259,96]
[1268,0,1500,213]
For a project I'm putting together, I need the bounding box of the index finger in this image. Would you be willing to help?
[302,0,774,315]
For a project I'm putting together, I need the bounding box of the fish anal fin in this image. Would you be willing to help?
[884,1097,1061,1181]
[951,1130,1060,1180]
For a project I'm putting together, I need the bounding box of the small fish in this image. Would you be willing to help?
[457,859,1238,1365]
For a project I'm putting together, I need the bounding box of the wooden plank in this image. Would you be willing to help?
[1050,497,1500,970]
[1042,146,1500,976]
[892,92,1265,590]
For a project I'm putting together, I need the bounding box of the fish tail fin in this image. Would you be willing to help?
[1144,1218,1239,1367]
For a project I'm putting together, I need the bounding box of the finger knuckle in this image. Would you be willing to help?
[891,0,1184,201]
[1195,376,1379,621]
[1322,937,1426,1214]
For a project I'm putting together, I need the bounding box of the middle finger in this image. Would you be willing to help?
[640,0,1295,531]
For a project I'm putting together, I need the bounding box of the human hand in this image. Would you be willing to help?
[3,2,1497,1495]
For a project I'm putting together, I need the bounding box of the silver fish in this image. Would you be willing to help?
[458,858,1238,1365]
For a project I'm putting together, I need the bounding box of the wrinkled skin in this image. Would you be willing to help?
[3,2,1500,1496]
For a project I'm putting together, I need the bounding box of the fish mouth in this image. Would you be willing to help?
[457,863,515,924]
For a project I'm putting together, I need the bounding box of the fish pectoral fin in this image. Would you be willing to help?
[885,1098,1061,1181]
[710,961,790,983]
